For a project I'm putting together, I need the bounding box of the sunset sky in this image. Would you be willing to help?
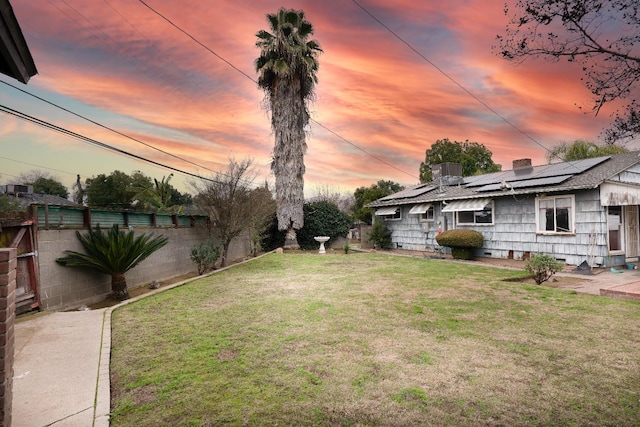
[0,0,630,197]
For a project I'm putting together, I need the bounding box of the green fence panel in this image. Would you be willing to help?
[90,210,126,228]
[156,214,173,227]
[36,206,85,228]
[127,212,152,227]
[177,216,192,227]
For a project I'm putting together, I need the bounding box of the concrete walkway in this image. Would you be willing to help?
[13,309,110,427]
[10,259,640,426]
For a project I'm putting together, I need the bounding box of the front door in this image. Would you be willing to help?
[625,205,640,260]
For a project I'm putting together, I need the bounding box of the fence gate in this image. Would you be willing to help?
[0,218,40,313]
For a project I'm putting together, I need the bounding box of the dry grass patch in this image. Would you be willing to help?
[110,252,640,426]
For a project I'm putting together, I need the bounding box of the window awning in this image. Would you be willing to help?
[442,198,492,212]
[409,203,433,215]
[374,206,400,216]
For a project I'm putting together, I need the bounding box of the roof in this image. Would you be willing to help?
[368,151,640,208]
[0,0,37,83]
[7,193,80,208]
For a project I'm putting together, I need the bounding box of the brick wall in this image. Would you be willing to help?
[0,248,16,427]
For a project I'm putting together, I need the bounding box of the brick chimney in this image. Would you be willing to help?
[513,158,532,170]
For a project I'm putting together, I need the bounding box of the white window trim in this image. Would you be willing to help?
[419,206,435,222]
[383,209,402,221]
[455,201,494,226]
[535,194,576,235]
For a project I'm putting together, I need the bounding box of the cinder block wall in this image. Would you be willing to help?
[37,227,252,311]
[0,248,16,427]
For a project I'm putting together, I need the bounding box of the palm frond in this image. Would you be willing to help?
[56,224,168,276]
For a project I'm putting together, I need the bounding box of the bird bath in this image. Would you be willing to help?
[314,236,330,254]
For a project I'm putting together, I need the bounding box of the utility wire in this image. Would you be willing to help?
[0,104,217,183]
[138,0,418,180]
[0,156,76,177]
[0,80,219,175]
[350,0,571,166]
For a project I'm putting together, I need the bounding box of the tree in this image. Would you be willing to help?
[296,201,352,250]
[17,170,68,198]
[133,174,189,213]
[307,184,355,215]
[85,170,150,209]
[255,8,322,248]
[56,224,168,300]
[546,139,628,163]
[194,159,275,267]
[353,180,405,225]
[419,139,501,182]
[73,174,86,205]
[496,0,640,142]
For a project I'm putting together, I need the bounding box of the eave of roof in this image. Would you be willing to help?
[0,0,37,83]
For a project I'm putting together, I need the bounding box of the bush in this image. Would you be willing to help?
[436,229,483,259]
[261,213,287,252]
[296,201,352,250]
[450,247,475,260]
[436,229,484,248]
[190,239,220,275]
[0,195,22,213]
[369,221,392,249]
[525,254,564,285]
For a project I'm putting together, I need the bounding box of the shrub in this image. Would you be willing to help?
[261,213,286,252]
[0,195,22,213]
[296,201,352,250]
[525,254,564,285]
[369,221,392,249]
[190,239,220,275]
[436,229,484,248]
[343,242,350,254]
[436,229,483,259]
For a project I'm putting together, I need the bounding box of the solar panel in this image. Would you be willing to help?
[476,174,573,192]
[466,156,610,188]
[378,184,436,201]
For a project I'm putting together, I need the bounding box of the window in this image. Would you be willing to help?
[374,206,401,221]
[383,209,401,221]
[409,204,434,222]
[456,205,493,225]
[420,206,434,222]
[536,195,574,233]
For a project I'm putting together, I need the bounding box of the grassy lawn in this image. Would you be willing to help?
[110,252,640,426]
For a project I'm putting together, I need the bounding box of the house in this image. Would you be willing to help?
[367,152,640,267]
[2,184,80,208]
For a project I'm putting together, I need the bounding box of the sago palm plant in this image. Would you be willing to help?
[56,224,168,300]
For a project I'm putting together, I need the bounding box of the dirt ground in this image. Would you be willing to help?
[88,271,200,309]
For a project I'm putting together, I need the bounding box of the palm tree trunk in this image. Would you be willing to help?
[283,226,299,250]
[111,273,129,300]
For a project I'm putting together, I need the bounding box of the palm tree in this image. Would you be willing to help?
[56,225,168,300]
[255,8,322,248]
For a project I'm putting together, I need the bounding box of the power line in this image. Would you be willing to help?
[0,103,217,183]
[0,80,220,175]
[0,156,76,177]
[138,0,418,180]
[350,0,568,165]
